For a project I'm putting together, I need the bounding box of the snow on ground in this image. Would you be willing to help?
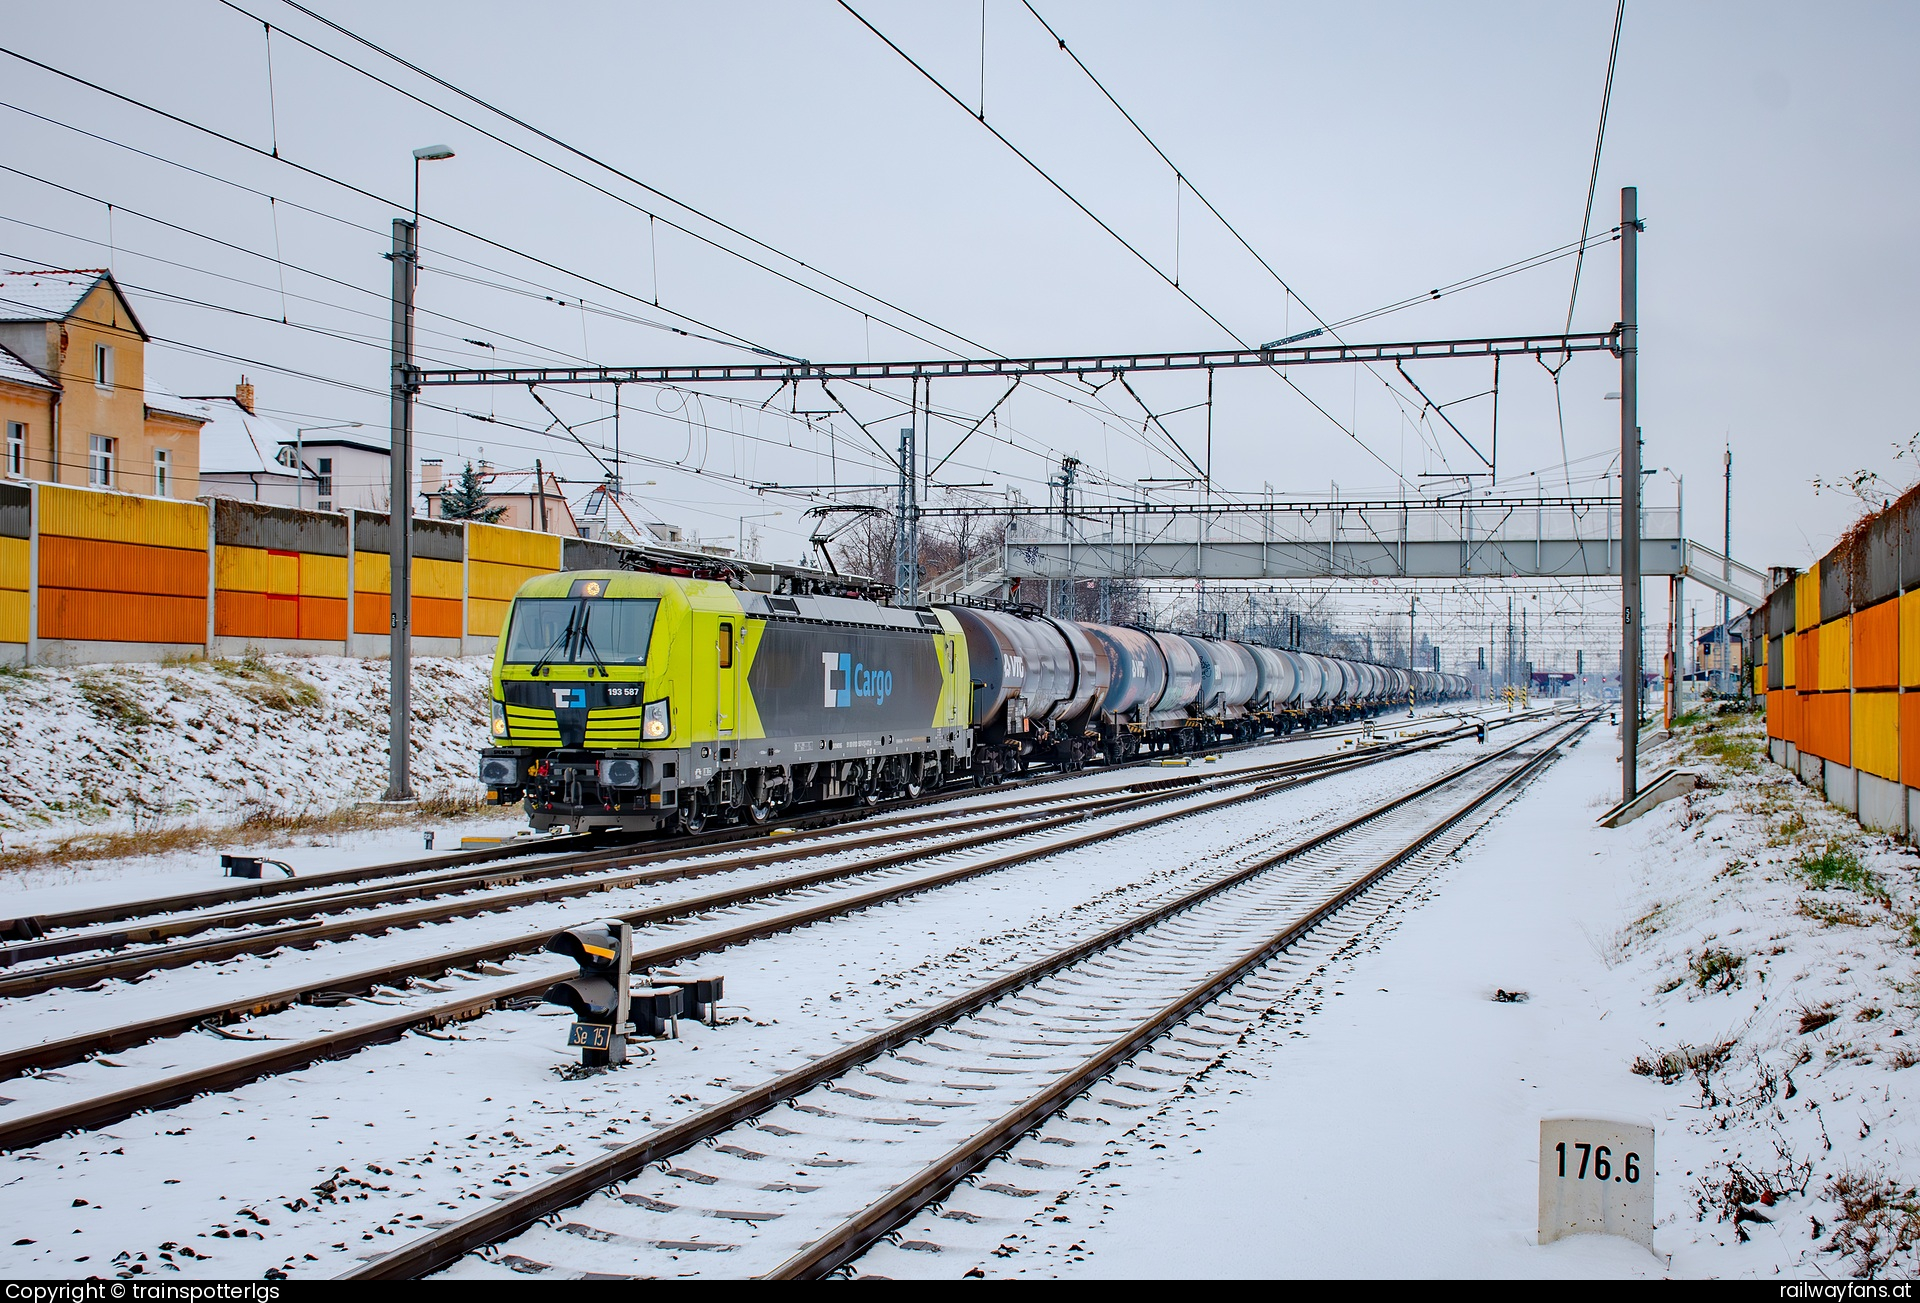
[0,653,493,861]
[931,707,1920,1280]
[0,720,1505,1279]
[0,700,1479,915]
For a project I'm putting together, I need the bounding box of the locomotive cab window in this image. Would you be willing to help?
[717,623,733,668]
[504,597,659,666]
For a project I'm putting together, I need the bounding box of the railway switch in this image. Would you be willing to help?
[543,919,633,1067]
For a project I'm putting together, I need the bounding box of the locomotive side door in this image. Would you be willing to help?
[716,619,736,734]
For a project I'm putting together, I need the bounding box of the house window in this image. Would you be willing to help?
[88,435,114,487]
[5,422,21,477]
[153,448,170,498]
[316,457,333,497]
[93,343,114,391]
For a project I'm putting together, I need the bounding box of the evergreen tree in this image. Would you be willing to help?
[438,460,507,523]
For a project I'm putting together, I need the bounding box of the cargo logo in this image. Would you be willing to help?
[551,687,587,709]
[821,652,893,708]
[822,652,851,708]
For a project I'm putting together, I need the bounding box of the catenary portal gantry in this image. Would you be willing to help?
[403,329,1622,389]
[375,191,1644,805]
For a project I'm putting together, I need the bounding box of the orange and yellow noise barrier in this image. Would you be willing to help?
[1756,486,1920,834]
[0,482,588,666]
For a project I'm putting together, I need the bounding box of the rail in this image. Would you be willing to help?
[343,712,1587,1279]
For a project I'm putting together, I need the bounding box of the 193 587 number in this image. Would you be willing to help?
[1555,1142,1640,1183]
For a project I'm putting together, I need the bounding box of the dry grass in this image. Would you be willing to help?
[1769,810,1812,847]
[1798,1002,1841,1035]
[1693,1146,1814,1237]
[209,653,321,713]
[0,793,487,876]
[1668,945,1746,993]
[76,675,155,729]
[1825,1166,1920,1277]
[1632,1039,1736,1085]
[1799,898,1879,929]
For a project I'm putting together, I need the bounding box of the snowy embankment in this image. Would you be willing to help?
[1035,709,1920,1280]
[0,653,492,860]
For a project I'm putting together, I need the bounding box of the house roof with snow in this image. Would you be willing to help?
[0,342,55,392]
[274,434,391,459]
[0,269,148,337]
[155,391,300,480]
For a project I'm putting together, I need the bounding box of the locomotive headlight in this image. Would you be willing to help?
[490,700,509,738]
[642,698,671,741]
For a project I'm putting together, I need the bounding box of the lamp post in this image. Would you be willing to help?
[412,144,454,225]
[1618,186,1641,803]
[387,144,454,804]
[293,421,361,511]
[735,510,782,562]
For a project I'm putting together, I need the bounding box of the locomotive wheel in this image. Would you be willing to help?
[746,799,775,825]
[679,802,708,836]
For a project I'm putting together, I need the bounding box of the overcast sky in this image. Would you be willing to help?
[4,1,1915,660]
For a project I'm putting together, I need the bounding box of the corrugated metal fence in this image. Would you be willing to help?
[1755,488,1920,835]
[1,484,624,666]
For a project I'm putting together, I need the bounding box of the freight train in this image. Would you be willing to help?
[477,566,1472,835]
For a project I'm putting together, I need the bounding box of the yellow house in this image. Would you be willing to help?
[0,269,203,498]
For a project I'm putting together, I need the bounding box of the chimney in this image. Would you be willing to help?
[234,375,255,413]
[420,458,444,499]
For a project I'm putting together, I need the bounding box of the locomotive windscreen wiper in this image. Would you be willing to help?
[529,605,579,678]
[574,604,610,678]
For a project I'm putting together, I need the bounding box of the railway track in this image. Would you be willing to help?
[0,716,1525,1153]
[0,724,1475,1005]
[4,704,1472,945]
[341,710,1591,1280]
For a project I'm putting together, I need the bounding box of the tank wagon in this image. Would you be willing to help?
[478,566,1474,834]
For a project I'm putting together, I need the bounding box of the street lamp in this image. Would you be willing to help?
[735,510,782,561]
[387,143,455,805]
[412,144,454,225]
[293,421,362,511]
